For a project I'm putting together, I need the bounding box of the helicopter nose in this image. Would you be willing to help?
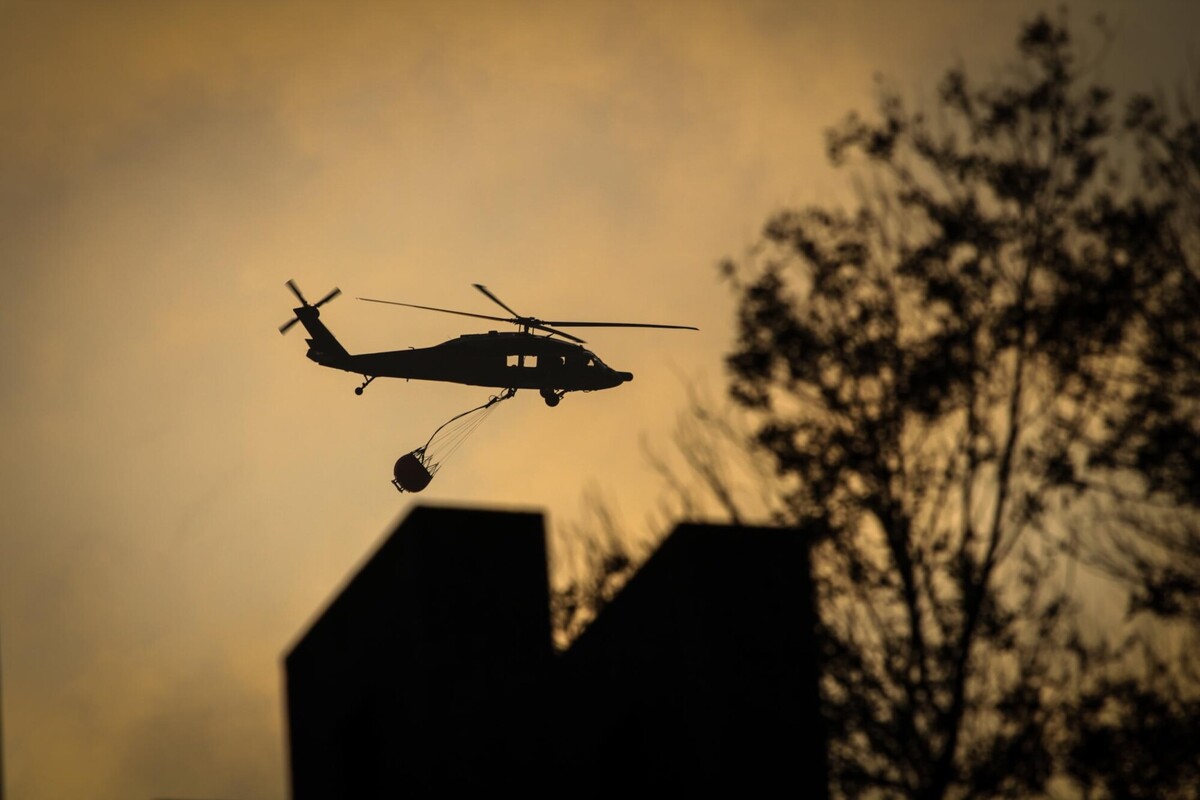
[618,371,633,382]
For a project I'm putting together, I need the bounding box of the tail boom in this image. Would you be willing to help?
[293,306,350,367]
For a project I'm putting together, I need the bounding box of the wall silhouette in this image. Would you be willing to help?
[285,505,826,797]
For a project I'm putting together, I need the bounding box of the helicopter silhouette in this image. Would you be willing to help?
[279,281,697,407]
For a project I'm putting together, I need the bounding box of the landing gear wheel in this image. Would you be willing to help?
[541,388,563,407]
[355,375,375,396]
[355,387,364,396]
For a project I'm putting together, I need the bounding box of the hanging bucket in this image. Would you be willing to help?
[389,388,516,494]
[392,450,434,493]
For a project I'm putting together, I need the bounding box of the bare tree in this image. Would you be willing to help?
[549,485,642,650]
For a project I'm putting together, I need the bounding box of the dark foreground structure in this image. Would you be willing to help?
[285,505,827,797]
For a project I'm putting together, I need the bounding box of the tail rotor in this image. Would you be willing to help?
[280,280,342,334]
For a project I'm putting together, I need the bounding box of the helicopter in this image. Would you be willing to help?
[278,280,698,406]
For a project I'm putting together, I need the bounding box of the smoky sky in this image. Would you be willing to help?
[2,1,1196,798]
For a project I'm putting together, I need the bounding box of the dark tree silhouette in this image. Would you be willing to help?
[558,13,1199,798]
[1074,81,1200,616]
[710,13,1198,799]
[550,488,637,649]
[1056,77,1200,800]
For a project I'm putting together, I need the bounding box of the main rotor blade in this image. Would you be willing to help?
[542,320,699,331]
[314,287,342,307]
[529,323,587,344]
[285,279,308,306]
[473,284,522,318]
[358,297,513,325]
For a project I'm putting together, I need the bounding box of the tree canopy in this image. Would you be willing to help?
[559,13,1198,798]
[710,13,1197,798]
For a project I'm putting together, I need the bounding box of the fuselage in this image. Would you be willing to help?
[308,330,633,392]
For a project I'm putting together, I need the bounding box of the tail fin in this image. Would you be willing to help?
[294,306,350,365]
[278,281,350,366]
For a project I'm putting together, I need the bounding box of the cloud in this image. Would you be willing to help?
[3,1,1198,798]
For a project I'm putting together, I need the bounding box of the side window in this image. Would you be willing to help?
[506,355,519,367]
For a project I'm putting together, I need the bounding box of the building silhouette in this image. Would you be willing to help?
[285,505,826,797]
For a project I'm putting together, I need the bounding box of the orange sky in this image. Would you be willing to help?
[2,1,1197,797]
